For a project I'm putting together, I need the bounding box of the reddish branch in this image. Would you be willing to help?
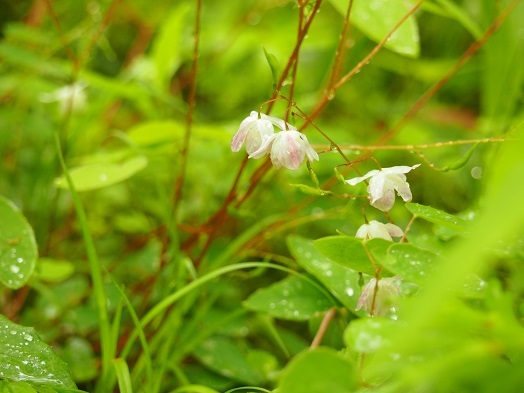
[173,0,202,213]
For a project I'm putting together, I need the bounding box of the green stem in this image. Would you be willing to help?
[52,131,112,387]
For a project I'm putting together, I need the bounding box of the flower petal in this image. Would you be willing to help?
[384,223,404,237]
[370,187,396,212]
[270,131,305,170]
[231,116,255,152]
[248,133,275,159]
[381,164,420,175]
[302,134,319,162]
[345,169,379,186]
[388,174,413,202]
[245,119,274,155]
[367,172,387,203]
[368,220,394,241]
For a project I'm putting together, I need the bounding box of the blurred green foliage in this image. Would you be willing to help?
[0,0,523,392]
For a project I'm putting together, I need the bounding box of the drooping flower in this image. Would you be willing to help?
[346,165,420,212]
[249,129,319,170]
[231,111,290,155]
[355,220,403,241]
[40,82,87,114]
[356,277,401,317]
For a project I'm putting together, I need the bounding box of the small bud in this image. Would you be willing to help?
[355,220,403,241]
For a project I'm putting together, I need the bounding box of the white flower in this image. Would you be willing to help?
[40,82,87,114]
[356,277,401,317]
[231,111,290,155]
[249,129,319,170]
[356,220,403,241]
[346,165,420,212]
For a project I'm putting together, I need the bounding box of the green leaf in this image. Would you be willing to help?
[243,275,335,321]
[193,336,264,385]
[433,0,482,39]
[0,381,38,393]
[55,156,147,192]
[112,359,132,393]
[329,0,420,57]
[313,236,391,276]
[425,142,479,172]
[344,317,396,353]
[60,338,97,383]
[287,235,362,312]
[382,243,439,284]
[35,258,74,283]
[151,2,192,89]
[0,314,76,389]
[127,120,184,148]
[263,47,280,88]
[277,348,358,393]
[405,203,468,232]
[0,196,38,289]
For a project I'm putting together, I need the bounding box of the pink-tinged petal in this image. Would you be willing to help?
[384,223,404,238]
[248,133,275,159]
[230,116,255,152]
[345,169,379,186]
[370,188,396,212]
[270,131,305,170]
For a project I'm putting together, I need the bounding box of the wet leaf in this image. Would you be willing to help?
[0,195,38,289]
[405,203,468,232]
[314,236,391,276]
[287,235,362,312]
[55,156,147,192]
[193,336,266,385]
[243,275,334,321]
[383,243,439,284]
[0,315,76,389]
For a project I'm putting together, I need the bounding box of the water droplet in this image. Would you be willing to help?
[10,265,20,274]
[17,258,23,263]
[346,288,354,296]
[471,166,482,179]
[99,174,108,182]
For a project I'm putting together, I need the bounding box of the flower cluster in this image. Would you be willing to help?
[347,166,419,316]
[231,111,318,170]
